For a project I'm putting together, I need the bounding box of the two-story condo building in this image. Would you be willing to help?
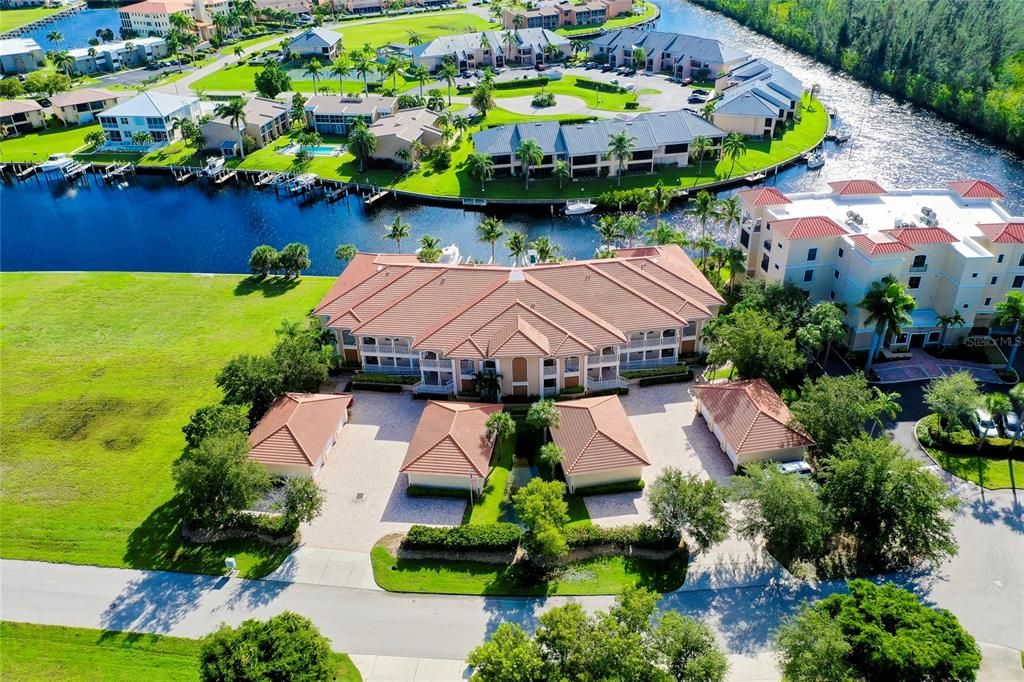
[588,29,748,79]
[68,37,169,74]
[287,27,342,60]
[735,180,1024,351]
[411,29,571,71]
[303,94,396,135]
[201,96,290,156]
[711,58,802,137]
[0,38,44,74]
[98,91,201,145]
[119,0,231,38]
[472,109,725,180]
[503,0,633,30]
[0,99,45,133]
[315,246,724,397]
[50,88,123,125]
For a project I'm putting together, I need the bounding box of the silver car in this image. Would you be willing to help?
[1003,411,1022,439]
[974,408,999,438]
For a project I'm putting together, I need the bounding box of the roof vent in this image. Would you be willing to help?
[440,277,446,285]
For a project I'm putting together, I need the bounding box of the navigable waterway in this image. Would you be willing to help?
[2,0,1022,275]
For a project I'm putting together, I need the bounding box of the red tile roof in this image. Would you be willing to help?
[849,234,912,255]
[248,393,352,468]
[770,216,848,240]
[400,402,502,477]
[551,396,649,474]
[827,179,887,196]
[736,187,792,206]
[884,226,958,244]
[977,222,1024,244]
[694,380,813,455]
[948,180,1005,199]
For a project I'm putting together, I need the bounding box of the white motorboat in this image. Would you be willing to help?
[805,151,825,169]
[565,200,596,215]
[40,153,75,172]
[440,244,460,264]
[833,128,851,143]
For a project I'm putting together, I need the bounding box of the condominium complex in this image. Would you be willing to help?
[0,38,44,74]
[68,37,169,74]
[712,57,803,137]
[118,0,231,38]
[201,96,291,156]
[735,180,1024,350]
[588,28,748,79]
[303,94,397,135]
[315,246,724,397]
[410,29,571,71]
[472,109,725,179]
[502,0,633,30]
[50,88,123,125]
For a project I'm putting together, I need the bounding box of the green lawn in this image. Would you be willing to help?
[0,122,96,163]
[235,132,401,185]
[926,448,1024,490]
[0,622,361,682]
[371,546,688,596]
[491,75,650,112]
[0,273,334,577]
[465,434,514,525]
[0,5,63,31]
[557,0,657,35]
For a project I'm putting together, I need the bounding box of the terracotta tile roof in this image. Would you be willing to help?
[613,244,726,309]
[121,0,193,13]
[49,88,119,108]
[884,226,958,244]
[827,179,887,196]
[977,222,1024,244]
[736,187,792,206]
[248,393,352,468]
[693,379,813,455]
[948,179,1005,200]
[400,401,502,477]
[551,396,649,474]
[770,216,848,240]
[849,234,912,255]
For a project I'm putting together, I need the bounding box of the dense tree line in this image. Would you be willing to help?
[690,0,1024,151]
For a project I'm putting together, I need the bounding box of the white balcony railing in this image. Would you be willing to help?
[542,385,559,396]
[360,343,414,355]
[415,380,455,395]
[420,358,454,370]
[625,337,677,350]
[361,364,420,375]
[543,365,558,377]
[586,353,619,365]
[620,357,680,371]
[587,378,627,392]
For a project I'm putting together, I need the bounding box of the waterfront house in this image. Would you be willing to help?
[248,393,353,477]
[588,29,748,79]
[694,379,813,469]
[119,0,231,39]
[304,94,396,135]
[0,38,44,74]
[550,395,649,492]
[0,99,45,133]
[711,58,802,137]
[400,401,502,494]
[50,89,123,126]
[314,245,724,398]
[97,91,201,146]
[367,106,444,166]
[735,180,1024,351]
[502,0,633,30]
[471,109,726,180]
[288,27,342,60]
[411,28,571,71]
[201,96,290,157]
[68,37,169,75]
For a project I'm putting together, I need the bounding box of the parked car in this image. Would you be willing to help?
[585,61,597,69]
[601,64,614,72]
[460,70,471,78]
[687,94,704,104]
[624,83,635,91]
[778,460,813,477]
[535,63,547,71]
[681,77,694,85]
[690,89,708,99]
[974,408,1000,438]
[1003,411,1022,439]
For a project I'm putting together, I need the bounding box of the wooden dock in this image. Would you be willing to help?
[254,171,282,188]
[364,189,389,205]
[62,161,92,181]
[101,162,135,181]
[16,165,38,180]
[214,170,238,185]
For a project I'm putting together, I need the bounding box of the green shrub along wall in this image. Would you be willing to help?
[572,479,646,496]
[403,523,523,550]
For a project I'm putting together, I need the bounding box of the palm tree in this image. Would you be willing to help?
[384,215,412,252]
[693,235,717,271]
[715,195,743,244]
[615,213,643,247]
[417,234,443,263]
[858,275,916,371]
[936,311,966,352]
[473,369,503,402]
[335,244,357,262]
[538,442,563,477]
[515,138,543,190]
[452,114,470,140]
[690,189,717,240]
[49,50,74,77]
[213,97,248,159]
[607,130,635,187]
[411,64,431,97]
[381,55,406,90]
[594,214,620,249]
[512,13,525,30]
[996,291,1024,371]
[722,131,746,178]
[46,30,63,50]
[350,49,373,95]
[638,181,672,221]
[505,230,528,266]
[330,53,351,93]
[869,387,902,436]
[466,151,495,192]
[724,247,747,295]
[986,392,1013,437]
[530,236,560,263]
[348,118,377,172]
[233,45,244,60]
[690,134,713,186]
[304,58,323,95]
[502,30,516,63]
[408,33,423,47]
[439,60,458,107]
[553,160,570,189]
[471,82,495,119]
[644,219,679,246]
[477,216,505,263]
[169,10,197,34]
[701,99,716,120]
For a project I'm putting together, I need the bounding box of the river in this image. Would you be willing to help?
[2,0,1022,275]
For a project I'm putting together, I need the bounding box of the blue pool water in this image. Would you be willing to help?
[281,144,346,156]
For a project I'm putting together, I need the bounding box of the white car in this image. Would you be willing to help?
[1003,411,1022,439]
[778,460,813,477]
[974,408,999,438]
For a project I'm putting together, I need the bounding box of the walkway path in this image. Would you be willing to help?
[873,348,1004,385]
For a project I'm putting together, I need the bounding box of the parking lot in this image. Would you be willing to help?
[94,63,196,88]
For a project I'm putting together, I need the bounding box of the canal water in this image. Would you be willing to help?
[22,8,121,51]
[2,0,1022,275]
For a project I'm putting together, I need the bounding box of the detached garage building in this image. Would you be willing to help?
[551,395,649,492]
[401,401,502,494]
[248,392,353,477]
[693,379,813,469]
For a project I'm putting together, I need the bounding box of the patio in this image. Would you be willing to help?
[872,348,1003,385]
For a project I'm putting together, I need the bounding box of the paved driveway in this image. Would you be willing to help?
[298,391,464,553]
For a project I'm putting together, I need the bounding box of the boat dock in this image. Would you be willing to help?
[214,169,237,185]
[463,198,488,207]
[61,160,92,180]
[172,166,195,184]
[253,171,282,188]
[16,165,39,181]
[101,163,135,182]
[288,173,317,194]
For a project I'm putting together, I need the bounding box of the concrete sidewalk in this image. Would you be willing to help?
[263,547,380,590]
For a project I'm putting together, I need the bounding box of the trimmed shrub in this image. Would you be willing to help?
[182,403,250,449]
[637,371,694,386]
[352,372,420,384]
[564,523,680,550]
[560,385,585,395]
[407,484,471,499]
[224,510,298,537]
[572,479,645,496]
[596,187,651,208]
[403,523,523,550]
[621,364,689,379]
[585,386,629,397]
[573,76,626,94]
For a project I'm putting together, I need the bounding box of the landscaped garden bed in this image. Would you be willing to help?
[916,414,1023,489]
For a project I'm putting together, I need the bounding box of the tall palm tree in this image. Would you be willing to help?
[381,55,406,90]
[869,387,902,436]
[553,160,570,189]
[690,189,717,240]
[505,230,528,266]
[701,99,716,120]
[452,114,470,140]
[594,214,620,249]
[512,14,525,30]
[858,275,916,371]
[471,82,495,119]
[693,235,717,271]
[466,151,495,192]
[607,130,635,187]
[46,30,63,50]
[213,97,248,159]
[330,53,351,93]
[715,195,743,244]
[350,49,373,95]
[439,60,458,107]
[529,236,560,263]
[477,216,505,263]
[724,247,747,295]
[49,50,74,77]
[411,64,431,97]
[639,181,672,221]
[644,219,679,246]
[996,291,1024,371]
[169,10,197,34]
[515,138,543,190]
[690,134,713,186]
[502,30,516,63]
[348,118,376,172]
[936,311,966,351]
[615,212,643,247]
[303,58,323,95]
[985,393,1013,436]
[722,131,747,178]
[384,215,412,252]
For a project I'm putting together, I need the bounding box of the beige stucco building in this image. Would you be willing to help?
[0,99,46,133]
[50,89,122,126]
[368,107,444,166]
[550,395,648,492]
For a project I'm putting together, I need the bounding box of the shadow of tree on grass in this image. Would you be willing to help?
[233,276,301,298]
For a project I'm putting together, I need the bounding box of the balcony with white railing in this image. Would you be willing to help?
[587,378,626,392]
[542,385,559,396]
[420,358,454,370]
[543,365,558,377]
[360,364,420,375]
[415,380,455,395]
[586,352,619,365]
[620,357,680,371]
[624,337,677,351]
[360,343,414,355]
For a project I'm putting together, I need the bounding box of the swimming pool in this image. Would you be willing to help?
[279,144,346,157]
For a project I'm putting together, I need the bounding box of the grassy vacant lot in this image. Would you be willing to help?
[0,122,96,163]
[490,75,651,112]
[0,5,62,31]
[0,272,333,577]
[0,622,362,682]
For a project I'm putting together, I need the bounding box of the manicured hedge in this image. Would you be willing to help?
[403,523,523,551]
[572,479,645,496]
[917,414,1021,455]
[352,373,421,385]
[637,371,694,387]
[560,385,585,395]
[406,485,472,499]
[621,364,689,379]
[351,382,403,393]
[564,523,679,550]
[573,76,627,94]
[225,511,297,537]
[586,386,629,397]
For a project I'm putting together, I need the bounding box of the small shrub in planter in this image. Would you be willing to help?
[403,522,523,550]
[620,364,689,379]
[531,90,556,107]
[572,479,645,495]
